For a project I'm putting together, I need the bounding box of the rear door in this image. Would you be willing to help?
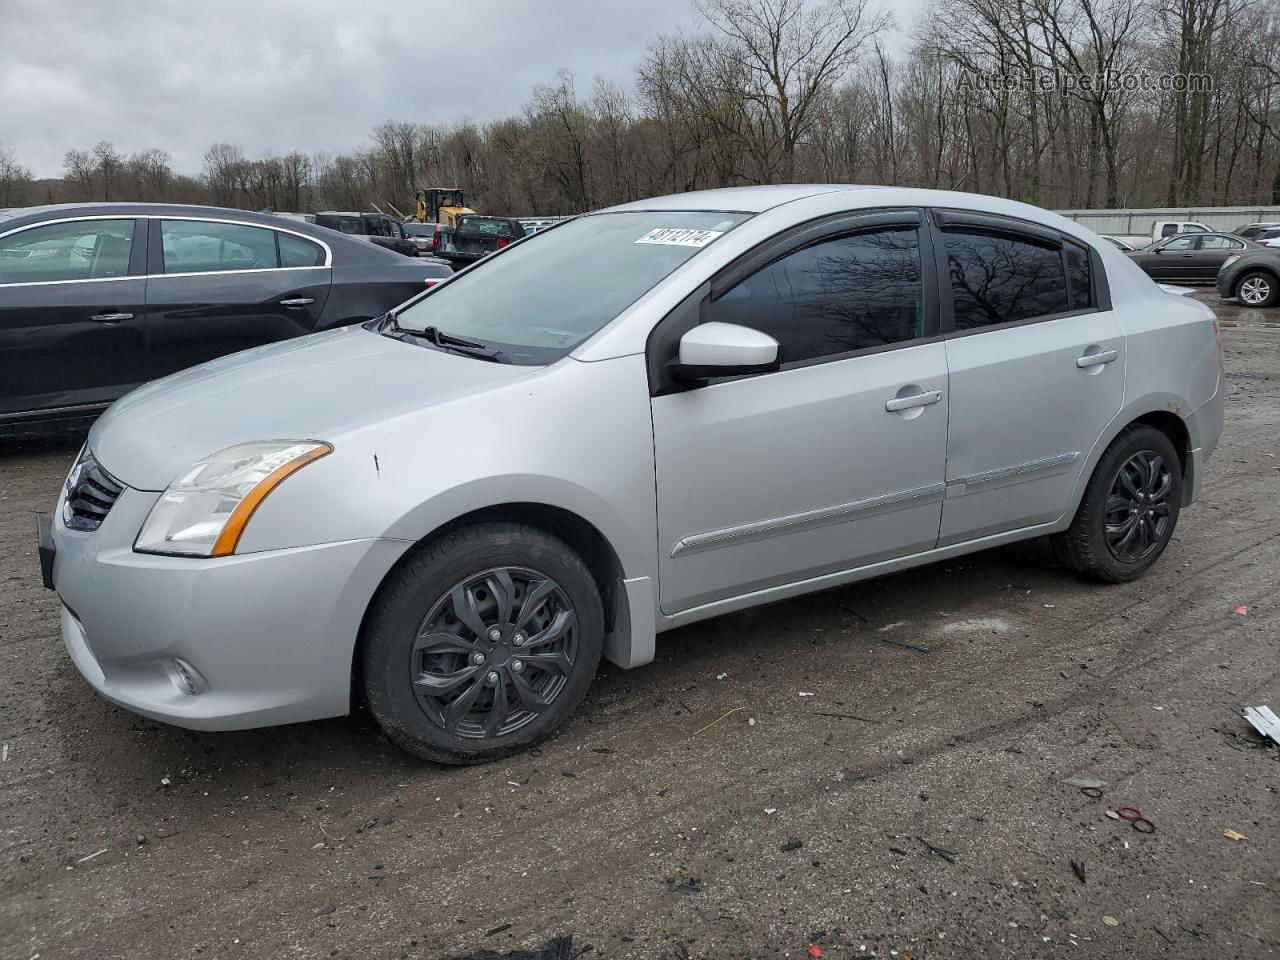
[650,212,950,613]
[145,218,332,377]
[1192,235,1247,280]
[934,211,1124,545]
[0,217,149,418]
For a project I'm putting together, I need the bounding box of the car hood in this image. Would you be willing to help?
[90,325,534,490]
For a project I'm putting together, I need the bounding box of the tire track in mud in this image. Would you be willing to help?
[12,514,1278,959]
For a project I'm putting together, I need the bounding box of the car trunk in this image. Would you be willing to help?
[450,219,519,260]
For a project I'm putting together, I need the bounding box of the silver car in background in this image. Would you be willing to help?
[42,185,1224,764]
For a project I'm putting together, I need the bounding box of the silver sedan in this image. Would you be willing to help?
[43,185,1225,764]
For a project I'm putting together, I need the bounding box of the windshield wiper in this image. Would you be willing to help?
[418,325,489,351]
[390,320,509,363]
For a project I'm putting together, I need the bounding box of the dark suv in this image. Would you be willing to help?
[313,212,418,258]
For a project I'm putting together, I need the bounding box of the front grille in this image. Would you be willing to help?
[63,450,123,532]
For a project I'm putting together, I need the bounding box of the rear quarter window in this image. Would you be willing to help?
[278,232,325,268]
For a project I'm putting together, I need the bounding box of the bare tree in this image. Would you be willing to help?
[63,148,95,200]
[203,142,246,206]
[0,144,33,206]
[92,141,124,201]
[698,0,892,179]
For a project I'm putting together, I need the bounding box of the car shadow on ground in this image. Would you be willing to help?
[42,535,1078,829]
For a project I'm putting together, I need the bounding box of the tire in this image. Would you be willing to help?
[1235,269,1279,307]
[1052,425,1183,583]
[362,522,604,764]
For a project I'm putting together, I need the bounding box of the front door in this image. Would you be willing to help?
[1147,234,1198,279]
[935,220,1125,545]
[650,219,949,614]
[0,217,149,416]
[145,218,331,377]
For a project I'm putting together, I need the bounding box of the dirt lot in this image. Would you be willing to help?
[1,292,1277,960]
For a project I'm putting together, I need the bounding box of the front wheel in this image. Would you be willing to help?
[1235,270,1279,307]
[362,522,604,764]
[1052,425,1183,583]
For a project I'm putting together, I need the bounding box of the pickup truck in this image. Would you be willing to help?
[437,215,525,269]
[1108,220,1211,248]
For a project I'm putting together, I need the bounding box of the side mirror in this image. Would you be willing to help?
[672,322,780,382]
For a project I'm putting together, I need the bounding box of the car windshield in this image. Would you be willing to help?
[392,210,750,363]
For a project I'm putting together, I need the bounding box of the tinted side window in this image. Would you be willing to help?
[1160,223,1178,237]
[1064,243,1092,310]
[278,232,325,267]
[945,230,1069,329]
[0,219,133,284]
[162,220,278,273]
[705,228,923,364]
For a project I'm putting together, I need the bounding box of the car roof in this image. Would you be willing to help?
[599,184,868,213]
[0,202,408,264]
[0,201,317,228]
[594,185,1109,231]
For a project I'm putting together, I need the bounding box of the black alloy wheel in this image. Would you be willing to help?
[411,566,578,739]
[1103,451,1174,563]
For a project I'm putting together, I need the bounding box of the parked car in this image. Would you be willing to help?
[1216,245,1280,306]
[1232,222,1280,240]
[1101,235,1136,252]
[1124,231,1257,282]
[313,211,418,258]
[0,203,451,436]
[403,222,444,256]
[1111,219,1211,248]
[40,185,1223,765]
[438,215,526,269]
[1247,226,1280,248]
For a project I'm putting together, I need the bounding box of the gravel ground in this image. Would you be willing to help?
[1,292,1277,960]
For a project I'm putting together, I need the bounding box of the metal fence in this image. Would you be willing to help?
[1054,205,1280,235]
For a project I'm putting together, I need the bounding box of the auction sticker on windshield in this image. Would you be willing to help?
[635,227,724,247]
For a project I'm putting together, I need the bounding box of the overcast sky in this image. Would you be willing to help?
[1,0,922,179]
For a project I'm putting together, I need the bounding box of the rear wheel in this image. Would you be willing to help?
[1052,425,1183,583]
[1236,270,1279,307]
[362,522,604,764]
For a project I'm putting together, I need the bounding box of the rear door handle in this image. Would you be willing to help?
[90,312,133,324]
[1076,349,1118,368]
[280,297,315,308]
[885,390,942,412]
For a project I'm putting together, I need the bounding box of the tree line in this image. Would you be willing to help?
[3,0,1279,217]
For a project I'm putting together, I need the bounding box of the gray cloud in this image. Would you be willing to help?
[1,0,920,179]
[0,0,702,177]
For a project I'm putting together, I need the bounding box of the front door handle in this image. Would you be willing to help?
[280,297,315,308]
[90,312,133,324]
[885,389,942,412]
[1076,349,1118,368]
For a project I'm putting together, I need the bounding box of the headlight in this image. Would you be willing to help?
[1223,254,1242,269]
[135,441,331,557]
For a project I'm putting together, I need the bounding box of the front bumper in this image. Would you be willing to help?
[50,485,408,730]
